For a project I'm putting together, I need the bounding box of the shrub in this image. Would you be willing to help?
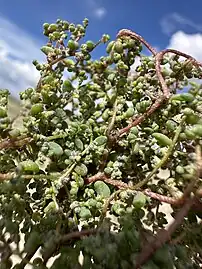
[0,18,202,268]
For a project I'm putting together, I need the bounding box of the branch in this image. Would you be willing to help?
[143,189,202,212]
[116,29,202,137]
[118,96,165,136]
[0,137,32,150]
[42,229,97,265]
[134,144,202,268]
[132,117,185,189]
[155,49,202,99]
[134,196,195,269]
[85,172,128,189]
[0,173,56,182]
[117,29,157,56]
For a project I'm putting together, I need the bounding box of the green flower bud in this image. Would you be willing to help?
[68,23,76,32]
[132,192,146,209]
[166,120,177,131]
[185,114,200,125]
[102,34,110,43]
[130,126,138,135]
[111,203,125,215]
[30,103,43,116]
[43,23,49,30]
[86,40,95,52]
[190,124,202,137]
[106,41,115,53]
[63,59,75,68]
[63,80,73,92]
[114,41,123,53]
[48,24,58,32]
[176,165,185,174]
[68,39,79,51]
[102,108,110,121]
[83,18,89,27]
[75,164,88,177]
[184,129,196,139]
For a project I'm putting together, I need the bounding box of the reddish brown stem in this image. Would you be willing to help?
[134,197,195,268]
[0,137,32,150]
[60,228,97,244]
[85,172,128,189]
[117,29,157,56]
[155,49,202,99]
[118,96,165,136]
[143,189,202,211]
[115,30,202,137]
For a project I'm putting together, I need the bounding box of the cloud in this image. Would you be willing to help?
[161,13,202,35]
[0,15,45,97]
[94,7,107,19]
[86,0,107,19]
[167,31,202,61]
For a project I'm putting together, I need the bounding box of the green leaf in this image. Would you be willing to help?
[75,138,84,151]
[20,160,40,173]
[44,201,57,213]
[0,107,7,118]
[190,124,202,137]
[170,93,194,102]
[94,136,107,146]
[94,181,111,197]
[78,207,92,219]
[152,133,172,147]
[48,142,63,157]
[24,231,41,253]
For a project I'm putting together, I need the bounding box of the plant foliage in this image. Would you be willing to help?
[1,18,202,268]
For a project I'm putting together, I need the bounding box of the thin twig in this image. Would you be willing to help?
[42,229,97,265]
[0,137,32,150]
[85,172,128,189]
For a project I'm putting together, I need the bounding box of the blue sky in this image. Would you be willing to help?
[0,0,202,97]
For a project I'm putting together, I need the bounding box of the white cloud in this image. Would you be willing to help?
[94,7,106,19]
[0,16,45,98]
[86,0,107,19]
[161,13,202,35]
[167,31,202,62]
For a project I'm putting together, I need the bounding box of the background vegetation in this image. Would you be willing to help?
[1,18,202,269]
